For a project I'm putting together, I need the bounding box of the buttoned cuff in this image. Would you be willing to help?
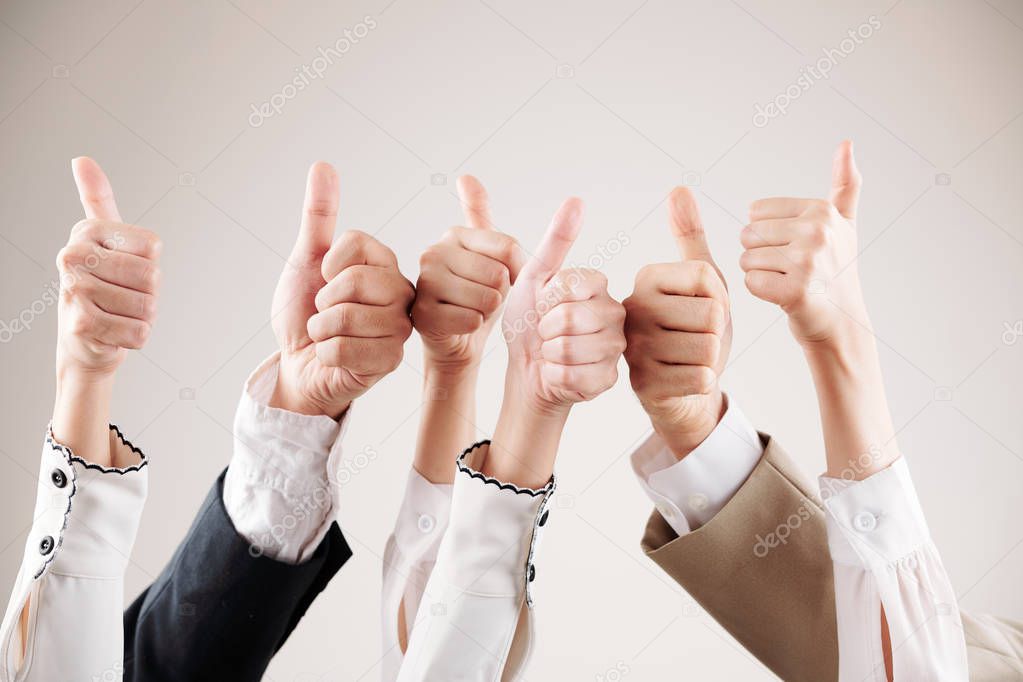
[445,441,555,607]
[819,457,930,569]
[223,353,349,564]
[630,397,763,535]
[1,425,147,680]
[32,425,148,580]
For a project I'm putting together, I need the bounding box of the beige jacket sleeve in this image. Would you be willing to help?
[640,434,1023,682]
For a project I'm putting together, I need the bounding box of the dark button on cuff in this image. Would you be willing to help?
[39,536,54,555]
[538,510,549,527]
[50,468,67,489]
[528,564,536,582]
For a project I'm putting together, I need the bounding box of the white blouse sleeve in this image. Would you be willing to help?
[396,441,555,682]
[222,353,349,564]
[0,426,147,682]
[820,458,969,681]
[380,469,453,680]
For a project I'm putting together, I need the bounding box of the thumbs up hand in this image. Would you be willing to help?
[484,198,626,488]
[57,158,162,379]
[270,163,414,419]
[502,198,626,412]
[623,188,732,458]
[741,140,868,348]
[411,176,524,373]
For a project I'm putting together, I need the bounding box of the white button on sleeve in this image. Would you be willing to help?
[396,441,554,682]
[630,397,764,536]
[381,468,453,681]
[820,458,969,681]
[1,426,148,682]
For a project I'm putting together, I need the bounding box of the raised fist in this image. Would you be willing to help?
[741,140,868,348]
[270,163,414,418]
[502,199,625,413]
[412,176,523,373]
[57,158,161,379]
[623,188,731,456]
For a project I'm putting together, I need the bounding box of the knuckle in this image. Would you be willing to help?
[55,247,75,272]
[498,236,520,264]
[341,267,366,299]
[706,300,726,333]
[806,222,828,247]
[419,245,441,268]
[141,263,160,291]
[129,321,151,348]
[71,219,99,239]
[691,366,716,393]
[139,292,158,320]
[70,311,94,336]
[694,259,716,284]
[696,334,720,366]
[480,287,503,313]
[335,303,354,333]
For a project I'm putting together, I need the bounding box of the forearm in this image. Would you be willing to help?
[51,367,116,467]
[412,365,479,484]
[487,376,568,489]
[804,330,899,479]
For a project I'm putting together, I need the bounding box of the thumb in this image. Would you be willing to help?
[456,175,494,230]
[669,186,715,265]
[291,162,339,266]
[72,157,122,222]
[829,140,861,220]
[520,197,583,283]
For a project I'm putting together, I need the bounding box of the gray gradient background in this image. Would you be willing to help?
[1,0,1021,679]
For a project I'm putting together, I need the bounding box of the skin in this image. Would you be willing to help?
[267,162,415,418]
[740,140,895,678]
[410,176,525,484]
[740,141,898,481]
[623,186,732,460]
[485,198,627,489]
[23,157,162,657]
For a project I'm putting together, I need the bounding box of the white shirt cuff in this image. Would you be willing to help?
[222,353,349,564]
[396,441,555,682]
[819,458,969,680]
[630,397,763,535]
[1,426,148,682]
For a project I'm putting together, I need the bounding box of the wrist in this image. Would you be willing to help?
[423,360,479,388]
[56,361,117,389]
[801,327,879,379]
[486,377,569,489]
[269,369,349,420]
[645,390,725,460]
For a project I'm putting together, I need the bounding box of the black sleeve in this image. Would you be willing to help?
[123,469,351,681]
